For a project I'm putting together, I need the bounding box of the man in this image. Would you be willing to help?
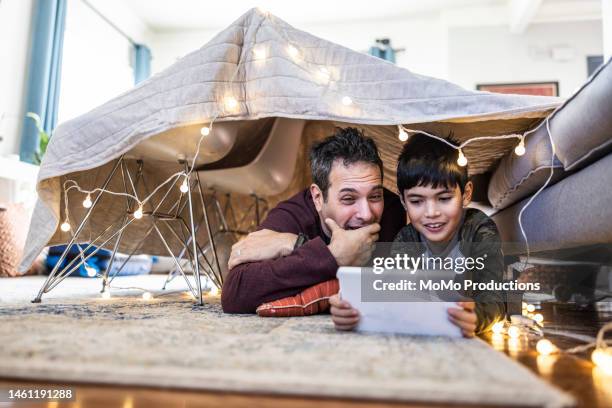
[221,127,405,313]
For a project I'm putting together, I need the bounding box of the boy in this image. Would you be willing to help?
[329,133,505,337]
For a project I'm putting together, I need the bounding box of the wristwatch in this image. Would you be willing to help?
[293,233,307,250]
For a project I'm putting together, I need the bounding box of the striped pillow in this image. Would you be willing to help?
[256,279,339,317]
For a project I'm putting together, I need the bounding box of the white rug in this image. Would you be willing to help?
[0,276,574,407]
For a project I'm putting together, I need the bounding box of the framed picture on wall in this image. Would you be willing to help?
[476,82,559,97]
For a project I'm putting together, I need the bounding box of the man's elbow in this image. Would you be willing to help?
[221,268,258,314]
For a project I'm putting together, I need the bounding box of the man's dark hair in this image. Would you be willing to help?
[396,133,468,195]
[310,127,383,200]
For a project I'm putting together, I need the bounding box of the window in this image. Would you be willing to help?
[57,0,134,124]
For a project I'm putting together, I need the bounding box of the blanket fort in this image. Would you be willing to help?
[21,8,561,302]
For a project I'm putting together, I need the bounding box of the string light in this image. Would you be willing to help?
[526,304,536,313]
[457,149,468,167]
[287,44,299,59]
[84,265,97,277]
[142,292,153,301]
[82,194,93,208]
[179,178,189,193]
[224,96,238,110]
[133,205,143,219]
[492,321,505,334]
[209,286,219,296]
[533,313,544,324]
[60,219,71,232]
[514,137,526,156]
[253,46,267,60]
[200,126,210,136]
[318,67,330,81]
[398,127,409,142]
[341,96,352,106]
[507,325,520,339]
[592,349,612,373]
[536,339,558,356]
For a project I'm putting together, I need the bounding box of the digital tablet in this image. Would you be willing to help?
[337,266,462,337]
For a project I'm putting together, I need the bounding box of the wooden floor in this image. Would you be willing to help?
[1,301,610,408]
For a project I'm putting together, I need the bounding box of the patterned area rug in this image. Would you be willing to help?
[0,276,573,407]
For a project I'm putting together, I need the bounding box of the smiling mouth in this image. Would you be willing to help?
[423,222,446,233]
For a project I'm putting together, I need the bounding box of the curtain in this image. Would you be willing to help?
[20,0,67,163]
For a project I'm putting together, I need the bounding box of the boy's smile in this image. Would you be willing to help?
[402,182,473,243]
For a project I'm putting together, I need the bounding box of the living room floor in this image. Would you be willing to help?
[1,300,610,408]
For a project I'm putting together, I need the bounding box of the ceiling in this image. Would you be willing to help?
[119,0,507,31]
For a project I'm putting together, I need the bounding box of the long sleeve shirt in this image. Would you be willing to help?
[221,188,405,313]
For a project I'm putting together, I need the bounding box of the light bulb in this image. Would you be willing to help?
[457,149,468,167]
[83,194,92,208]
[200,126,210,136]
[180,179,189,193]
[318,67,330,81]
[522,302,528,310]
[287,44,299,58]
[225,96,238,110]
[514,139,526,156]
[526,304,536,313]
[253,46,266,60]
[60,220,71,232]
[592,349,612,372]
[133,205,143,219]
[101,291,111,299]
[342,96,352,106]
[85,265,97,277]
[142,292,153,301]
[398,128,409,142]
[536,339,557,356]
[533,313,544,324]
[492,321,505,334]
[209,286,219,296]
[507,325,520,339]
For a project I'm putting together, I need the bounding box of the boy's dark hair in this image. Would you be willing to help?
[310,127,383,200]
[396,133,468,195]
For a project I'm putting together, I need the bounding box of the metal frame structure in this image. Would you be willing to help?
[32,156,223,305]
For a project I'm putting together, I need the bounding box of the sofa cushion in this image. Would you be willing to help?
[487,123,565,209]
[256,279,339,317]
[549,57,612,171]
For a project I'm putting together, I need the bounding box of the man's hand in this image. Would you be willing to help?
[447,301,478,338]
[325,218,379,266]
[228,229,298,270]
[330,294,360,331]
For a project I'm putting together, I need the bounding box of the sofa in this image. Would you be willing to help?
[485,57,612,264]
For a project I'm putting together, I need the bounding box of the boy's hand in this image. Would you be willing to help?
[447,301,478,338]
[329,294,360,331]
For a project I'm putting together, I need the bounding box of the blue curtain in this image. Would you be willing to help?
[20,0,67,163]
[134,44,151,85]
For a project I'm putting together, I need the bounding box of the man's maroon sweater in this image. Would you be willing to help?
[221,188,406,313]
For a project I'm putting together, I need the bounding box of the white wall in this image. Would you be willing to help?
[0,0,34,158]
[448,21,603,97]
[604,0,612,59]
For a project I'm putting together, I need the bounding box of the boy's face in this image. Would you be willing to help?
[401,182,473,243]
[311,160,384,236]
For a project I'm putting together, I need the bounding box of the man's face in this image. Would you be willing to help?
[311,160,384,236]
[401,182,472,243]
